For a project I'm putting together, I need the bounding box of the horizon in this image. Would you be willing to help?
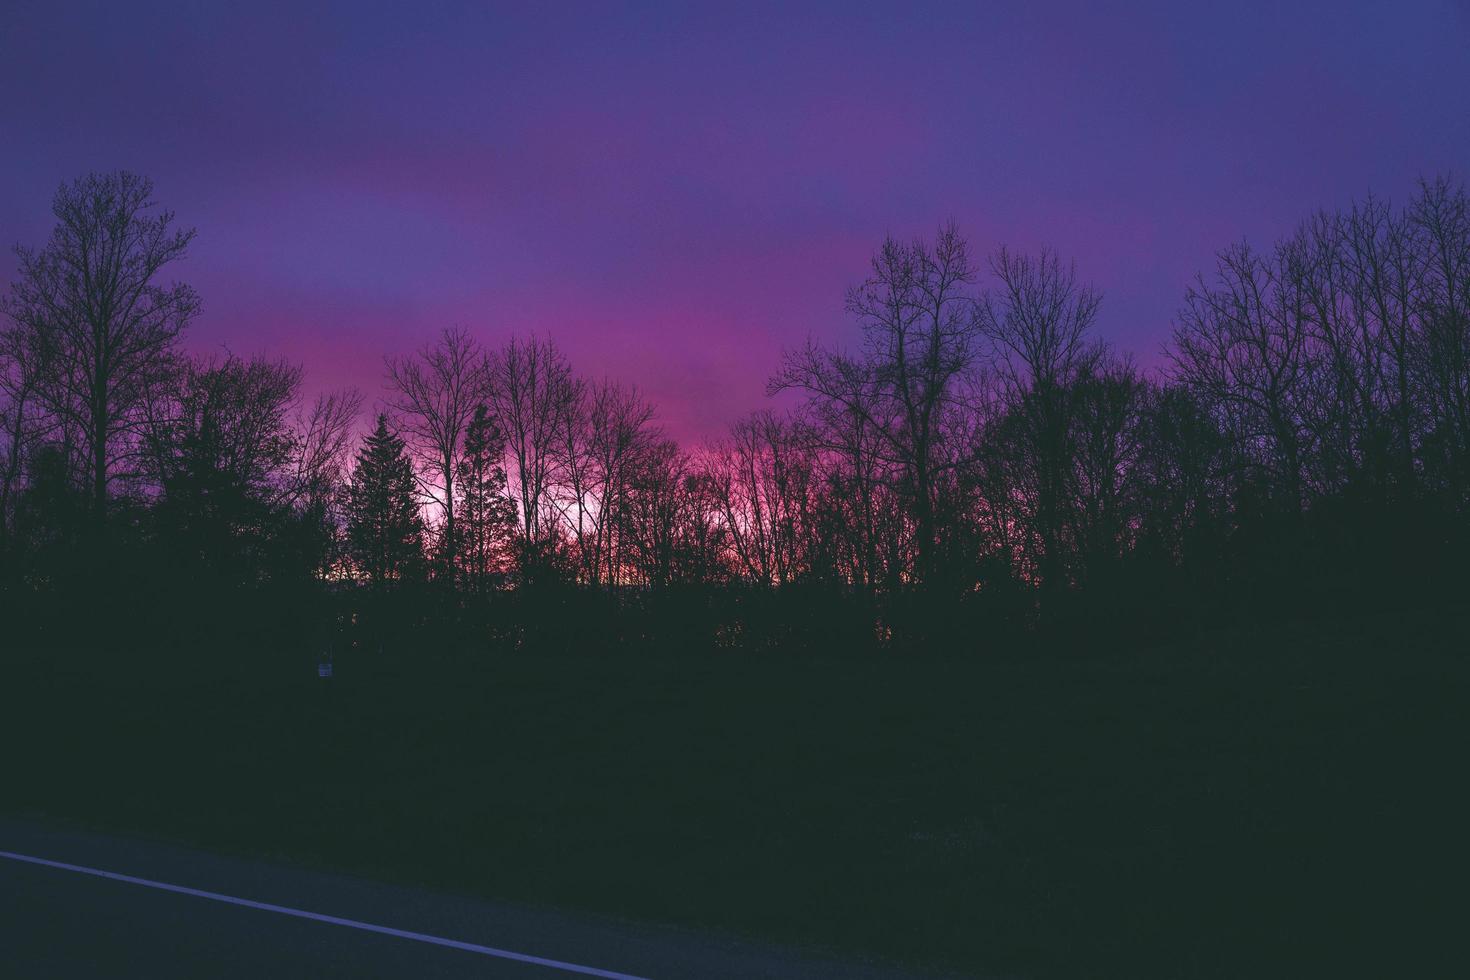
[3,1,1467,443]
[5,7,1470,980]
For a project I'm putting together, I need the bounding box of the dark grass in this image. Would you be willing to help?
[3,609,1466,978]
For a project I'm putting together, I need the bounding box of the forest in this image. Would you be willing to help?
[2,171,1468,653]
[3,172,1468,979]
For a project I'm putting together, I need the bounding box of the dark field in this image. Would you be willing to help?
[4,610,1465,979]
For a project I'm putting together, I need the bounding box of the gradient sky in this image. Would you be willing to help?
[3,1,1468,442]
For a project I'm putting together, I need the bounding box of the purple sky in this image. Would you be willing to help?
[3,1,1468,442]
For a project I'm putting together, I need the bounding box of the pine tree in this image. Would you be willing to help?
[345,415,425,588]
[454,404,518,592]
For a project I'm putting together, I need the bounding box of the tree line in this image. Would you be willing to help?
[3,171,1467,651]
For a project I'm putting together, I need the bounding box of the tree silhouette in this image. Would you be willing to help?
[558,379,657,586]
[487,335,579,579]
[706,411,815,587]
[982,247,1105,599]
[3,172,198,525]
[771,225,984,585]
[345,415,425,588]
[144,355,301,580]
[0,320,44,556]
[3,167,1469,650]
[455,403,517,592]
[1170,241,1311,523]
[386,327,484,582]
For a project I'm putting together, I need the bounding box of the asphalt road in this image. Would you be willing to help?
[0,818,965,979]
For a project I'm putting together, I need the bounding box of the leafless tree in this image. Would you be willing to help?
[1132,382,1231,569]
[290,388,364,507]
[486,335,580,570]
[387,327,485,581]
[1170,241,1312,519]
[982,247,1104,595]
[1065,358,1151,581]
[969,399,1036,584]
[3,172,198,523]
[801,397,895,591]
[0,322,47,550]
[706,411,816,586]
[1285,196,1421,500]
[771,224,984,584]
[1410,176,1470,506]
[620,439,725,587]
[557,379,656,584]
[289,387,363,579]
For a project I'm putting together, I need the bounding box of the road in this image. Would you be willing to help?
[0,818,964,979]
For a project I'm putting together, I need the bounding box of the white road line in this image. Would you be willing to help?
[0,849,652,980]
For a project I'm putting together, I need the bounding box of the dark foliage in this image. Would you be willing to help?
[344,415,426,589]
[5,171,1468,645]
[3,170,1469,978]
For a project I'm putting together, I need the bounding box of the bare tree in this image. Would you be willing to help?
[1411,176,1470,507]
[1170,241,1313,519]
[620,439,723,587]
[0,322,46,551]
[290,387,363,579]
[982,247,1104,595]
[1065,358,1151,581]
[706,411,816,586]
[1133,382,1231,569]
[486,335,580,574]
[290,389,364,506]
[1286,196,1421,500]
[3,172,198,523]
[386,327,485,582]
[557,379,656,584]
[800,397,894,592]
[771,224,983,584]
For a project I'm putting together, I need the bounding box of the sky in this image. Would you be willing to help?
[2,1,1468,443]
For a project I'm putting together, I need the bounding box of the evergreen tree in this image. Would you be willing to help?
[345,415,425,588]
[454,404,518,592]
